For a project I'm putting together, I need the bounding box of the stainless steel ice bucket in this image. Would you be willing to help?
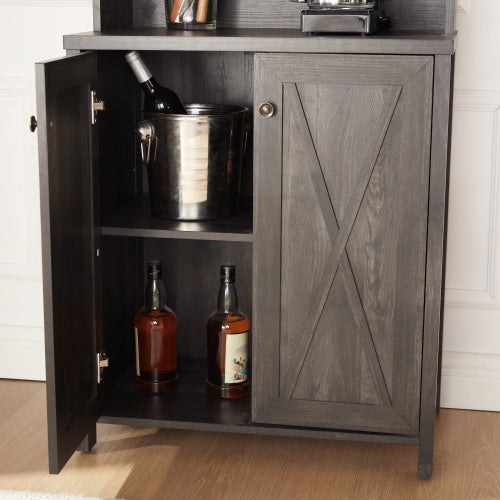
[137,104,248,221]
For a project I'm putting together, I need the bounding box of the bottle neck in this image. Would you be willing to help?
[145,277,167,311]
[141,77,159,96]
[217,281,238,313]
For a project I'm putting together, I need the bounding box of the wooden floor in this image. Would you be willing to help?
[0,380,499,500]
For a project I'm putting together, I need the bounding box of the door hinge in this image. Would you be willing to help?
[91,90,105,125]
[97,352,109,384]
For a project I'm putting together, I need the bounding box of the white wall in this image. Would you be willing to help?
[0,0,498,411]
[441,0,500,411]
[0,0,93,380]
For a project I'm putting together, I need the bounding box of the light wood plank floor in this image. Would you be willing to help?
[0,379,499,500]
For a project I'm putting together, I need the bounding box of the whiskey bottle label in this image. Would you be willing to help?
[224,331,248,384]
[135,327,140,377]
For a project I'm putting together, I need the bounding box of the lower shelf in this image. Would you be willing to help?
[100,358,418,445]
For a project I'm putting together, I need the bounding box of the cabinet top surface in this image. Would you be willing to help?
[63,28,456,55]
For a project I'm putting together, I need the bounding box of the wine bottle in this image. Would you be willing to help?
[134,260,177,393]
[207,264,250,398]
[125,51,187,114]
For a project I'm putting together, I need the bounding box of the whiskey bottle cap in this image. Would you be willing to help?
[220,264,235,283]
[147,260,162,279]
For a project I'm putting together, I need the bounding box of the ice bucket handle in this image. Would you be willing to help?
[136,120,157,166]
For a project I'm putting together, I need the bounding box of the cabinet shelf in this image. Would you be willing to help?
[99,358,418,445]
[100,194,253,242]
[63,28,456,55]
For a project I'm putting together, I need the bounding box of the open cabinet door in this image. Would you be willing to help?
[36,52,99,473]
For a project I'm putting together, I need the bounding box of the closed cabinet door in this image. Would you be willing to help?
[253,53,433,435]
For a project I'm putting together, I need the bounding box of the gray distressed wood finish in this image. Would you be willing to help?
[132,0,453,33]
[445,0,455,35]
[63,29,456,55]
[39,0,455,478]
[417,54,454,479]
[36,52,99,474]
[253,53,433,435]
[100,360,420,445]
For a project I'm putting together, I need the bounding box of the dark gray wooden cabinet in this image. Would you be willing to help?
[253,54,433,436]
[36,0,455,480]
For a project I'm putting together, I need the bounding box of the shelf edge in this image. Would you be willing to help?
[63,31,456,55]
[100,226,254,242]
[98,414,419,444]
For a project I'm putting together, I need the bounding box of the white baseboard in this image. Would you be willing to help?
[440,350,500,411]
[0,325,45,381]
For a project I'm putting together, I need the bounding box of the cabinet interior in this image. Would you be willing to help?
[97,50,254,219]
[94,51,254,420]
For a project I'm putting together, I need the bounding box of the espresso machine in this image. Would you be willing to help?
[290,0,389,35]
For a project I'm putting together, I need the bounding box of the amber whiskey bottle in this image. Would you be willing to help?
[134,260,177,393]
[207,264,250,398]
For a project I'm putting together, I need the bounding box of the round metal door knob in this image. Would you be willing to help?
[259,102,275,118]
[29,116,37,132]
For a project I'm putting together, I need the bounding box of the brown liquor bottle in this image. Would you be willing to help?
[134,260,177,393]
[207,264,250,398]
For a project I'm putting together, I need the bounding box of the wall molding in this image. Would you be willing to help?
[441,350,500,411]
[0,77,41,281]
[0,0,91,7]
[446,90,500,310]
[0,325,45,381]
[456,0,470,15]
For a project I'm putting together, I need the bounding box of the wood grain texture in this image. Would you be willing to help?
[258,53,433,86]
[381,0,446,31]
[445,0,455,35]
[1,381,499,499]
[418,54,453,479]
[280,79,398,401]
[131,0,452,32]
[36,52,100,474]
[347,58,433,433]
[0,379,41,422]
[280,83,391,408]
[253,53,433,437]
[100,360,416,442]
[251,55,283,422]
[62,29,456,55]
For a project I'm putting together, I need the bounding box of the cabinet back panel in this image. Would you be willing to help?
[132,0,452,32]
[101,236,143,397]
[98,53,142,217]
[94,0,133,30]
[143,239,253,359]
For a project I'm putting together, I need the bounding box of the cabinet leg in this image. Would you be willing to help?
[77,425,96,453]
[417,439,433,479]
